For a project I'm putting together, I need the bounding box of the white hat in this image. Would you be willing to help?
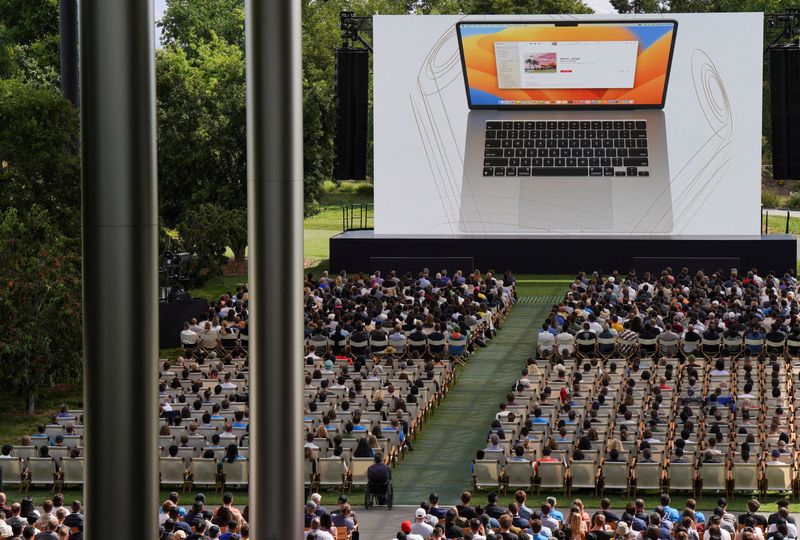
[415,508,426,518]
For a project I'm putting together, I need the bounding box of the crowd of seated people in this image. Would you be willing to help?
[302,269,515,491]
[0,492,87,540]
[469,267,800,496]
[381,492,787,540]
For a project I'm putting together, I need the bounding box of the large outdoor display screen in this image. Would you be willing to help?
[373,14,763,237]
[458,21,676,108]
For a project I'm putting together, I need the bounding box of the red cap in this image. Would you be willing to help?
[401,520,412,533]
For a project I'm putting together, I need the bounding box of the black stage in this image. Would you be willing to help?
[330,231,797,275]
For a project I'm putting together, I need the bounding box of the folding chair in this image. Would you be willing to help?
[568,458,598,495]
[189,457,220,492]
[222,459,249,490]
[160,457,187,489]
[27,457,58,492]
[699,462,728,496]
[731,462,760,497]
[472,459,501,492]
[763,462,794,496]
[505,460,534,493]
[633,460,663,496]
[536,461,565,495]
[60,457,84,488]
[600,461,629,496]
[0,458,24,491]
[316,457,346,494]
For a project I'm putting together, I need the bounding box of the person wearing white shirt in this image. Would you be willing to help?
[411,508,434,539]
[180,323,198,346]
[305,517,334,540]
[538,326,555,357]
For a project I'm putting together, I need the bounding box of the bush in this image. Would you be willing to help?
[786,191,800,210]
[762,190,783,208]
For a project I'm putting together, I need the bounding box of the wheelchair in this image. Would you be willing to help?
[364,478,393,510]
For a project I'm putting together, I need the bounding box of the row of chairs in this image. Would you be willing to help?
[471,455,797,499]
[159,456,248,493]
[0,457,83,493]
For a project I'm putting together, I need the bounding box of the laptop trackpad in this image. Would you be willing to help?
[518,179,613,231]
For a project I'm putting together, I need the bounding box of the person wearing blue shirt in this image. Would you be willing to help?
[531,408,551,427]
[660,494,680,523]
[547,496,565,524]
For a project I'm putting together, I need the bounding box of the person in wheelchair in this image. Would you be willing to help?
[366,452,392,505]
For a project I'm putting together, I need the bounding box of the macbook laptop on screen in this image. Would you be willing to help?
[456,19,678,234]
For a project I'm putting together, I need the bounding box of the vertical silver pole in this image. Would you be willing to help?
[245,0,304,537]
[80,1,158,538]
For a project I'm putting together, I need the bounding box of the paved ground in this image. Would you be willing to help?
[389,301,549,505]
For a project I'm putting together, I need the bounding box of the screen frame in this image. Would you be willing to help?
[456,18,679,111]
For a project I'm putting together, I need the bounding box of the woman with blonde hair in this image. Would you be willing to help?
[573,498,590,524]
[566,505,588,540]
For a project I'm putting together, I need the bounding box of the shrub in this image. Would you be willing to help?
[762,190,782,208]
[786,191,800,210]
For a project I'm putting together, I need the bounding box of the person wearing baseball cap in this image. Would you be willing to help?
[401,520,424,540]
[411,508,434,539]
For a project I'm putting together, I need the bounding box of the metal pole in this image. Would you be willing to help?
[80,1,158,538]
[787,209,791,234]
[59,0,79,108]
[245,0,303,537]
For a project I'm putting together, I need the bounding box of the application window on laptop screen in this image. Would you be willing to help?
[458,21,676,107]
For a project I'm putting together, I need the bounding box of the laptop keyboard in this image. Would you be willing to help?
[482,120,649,178]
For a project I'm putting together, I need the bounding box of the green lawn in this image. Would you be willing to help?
[0,386,82,448]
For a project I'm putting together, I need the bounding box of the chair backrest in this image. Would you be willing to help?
[318,457,345,486]
[569,459,597,489]
[61,457,84,485]
[28,458,55,485]
[506,460,534,488]
[473,459,500,489]
[0,458,23,485]
[349,458,372,487]
[635,462,661,489]
[538,461,564,488]
[732,462,759,492]
[190,458,219,487]
[160,457,185,485]
[700,462,727,491]
[667,462,695,491]
[222,459,249,485]
[11,446,35,463]
[602,461,629,490]
[765,462,793,491]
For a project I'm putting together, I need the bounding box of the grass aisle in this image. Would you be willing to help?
[391,300,552,505]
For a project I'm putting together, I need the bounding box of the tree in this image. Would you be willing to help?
[156,37,247,226]
[0,206,82,413]
[159,0,245,50]
[462,0,592,13]
[0,79,81,235]
[225,208,248,262]
[0,0,60,85]
[176,203,233,287]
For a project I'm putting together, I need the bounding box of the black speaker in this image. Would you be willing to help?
[771,46,800,180]
[334,47,369,180]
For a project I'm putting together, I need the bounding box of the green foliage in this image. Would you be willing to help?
[762,189,783,209]
[156,37,246,226]
[786,191,800,210]
[158,0,245,50]
[462,0,592,13]
[0,206,82,413]
[0,79,81,234]
[0,0,58,46]
[176,203,233,287]
[225,208,248,262]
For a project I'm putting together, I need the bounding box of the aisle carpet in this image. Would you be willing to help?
[390,300,552,505]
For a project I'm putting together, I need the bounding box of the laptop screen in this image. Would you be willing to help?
[457,20,677,110]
